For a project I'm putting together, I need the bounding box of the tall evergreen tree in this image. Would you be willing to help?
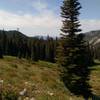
[31,39,39,62]
[2,30,7,55]
[0,46,3,58]
[56,0,92,99]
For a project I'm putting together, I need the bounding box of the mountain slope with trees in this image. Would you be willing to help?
[0,29,100,62]
[85,30,100,60]
[0,30,58,62]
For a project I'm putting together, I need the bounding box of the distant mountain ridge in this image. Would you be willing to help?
[84,30,100,60]
[0,30,28,39]
[0,29,100,45]
[85,30,100,46]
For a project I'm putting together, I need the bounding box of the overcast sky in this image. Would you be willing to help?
[0,0,100,36]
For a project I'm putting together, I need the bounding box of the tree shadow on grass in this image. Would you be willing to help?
[91,94,100,100]
[93,61,100,66]
[89,61,100,71]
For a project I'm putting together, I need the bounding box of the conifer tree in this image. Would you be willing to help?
[2,30,7,55]
[56,0,92,99]
[0,46,3,58]
[31,40,39,62]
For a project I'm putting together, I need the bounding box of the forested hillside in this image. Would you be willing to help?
[0,30,58,62]
[0,30,100,63]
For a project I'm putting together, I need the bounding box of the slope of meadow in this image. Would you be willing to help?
[0,56,100,100]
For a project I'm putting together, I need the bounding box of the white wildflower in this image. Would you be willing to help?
[19,88,27,96]
[47,91,54,96]
[0,80,4,84]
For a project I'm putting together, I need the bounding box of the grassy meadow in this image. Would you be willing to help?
[0,56,100,100]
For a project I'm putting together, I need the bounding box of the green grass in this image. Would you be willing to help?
[0,56,100,100]
[89,60,100,96]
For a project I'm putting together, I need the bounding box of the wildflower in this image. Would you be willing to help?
[47,91,54,96]
[0,80,4,84]
[19,88,27,96]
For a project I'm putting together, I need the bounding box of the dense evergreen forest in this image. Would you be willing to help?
[0,30,100,62]
[0,30,58,62]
